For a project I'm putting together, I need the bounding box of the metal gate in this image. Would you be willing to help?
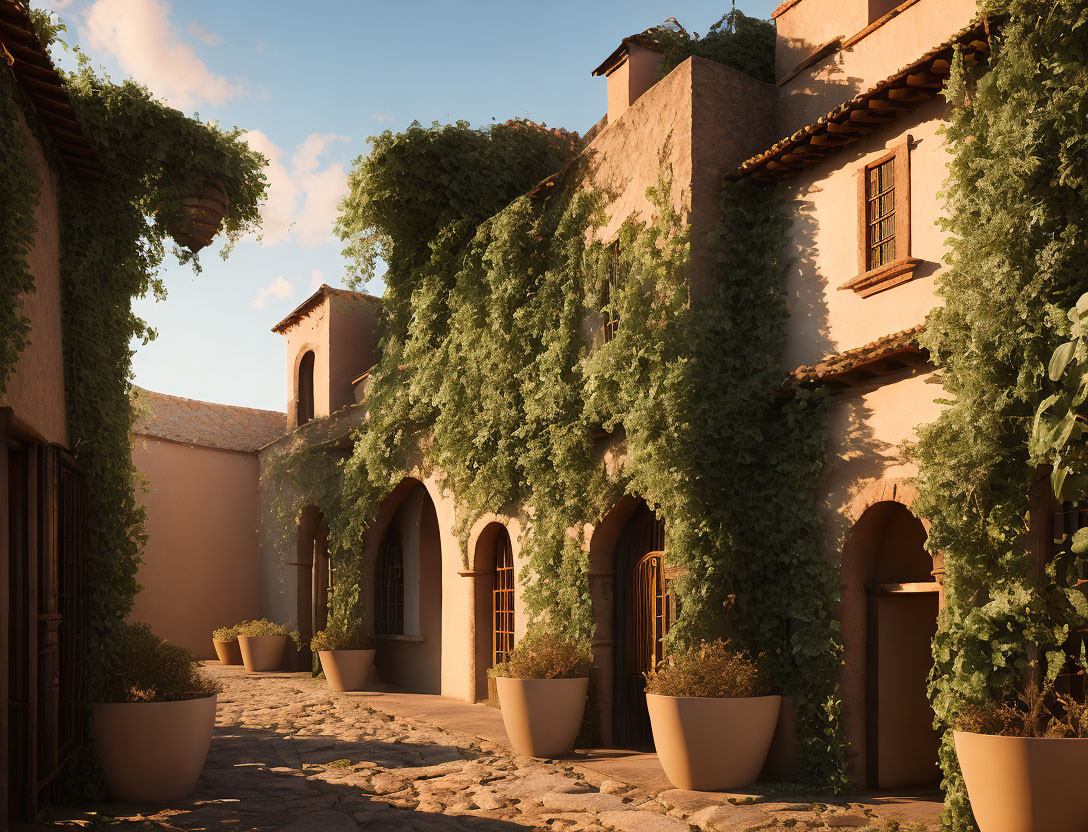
[614,504,667,749]
[492,530,514,666]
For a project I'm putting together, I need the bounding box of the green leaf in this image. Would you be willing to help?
[1072,528,1088,555]
[1049,341,1076,381]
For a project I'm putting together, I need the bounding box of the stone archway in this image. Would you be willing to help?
[841,484,941,789]
[366,478,443,694]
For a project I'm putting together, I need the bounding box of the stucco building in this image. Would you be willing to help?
[0,3,105,822]
[131,0,990,791]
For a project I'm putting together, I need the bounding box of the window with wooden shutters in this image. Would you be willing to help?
[841,140,918,297]
[376,527,404,635]
[493,531,514,666]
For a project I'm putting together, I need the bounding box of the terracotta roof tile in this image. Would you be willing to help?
[729,19,991,182]
[132,389,286,452]
[791,325,929,388]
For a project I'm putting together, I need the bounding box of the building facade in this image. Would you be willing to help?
[130,0,990,789]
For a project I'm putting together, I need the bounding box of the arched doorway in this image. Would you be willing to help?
[841,500,939,789]
[296,505,330,669]
[613,502,667,749]
[470,522,515,702]
[369,478,443,694]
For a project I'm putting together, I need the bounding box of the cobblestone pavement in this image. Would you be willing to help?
[35,666,937,832]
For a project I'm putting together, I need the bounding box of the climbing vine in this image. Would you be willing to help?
[912,1,1088,828]
[0,69,42,395]
[9,11,268,796]
[281,117,844,781]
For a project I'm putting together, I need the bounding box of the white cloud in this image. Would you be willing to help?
[187,20,221,47]
[250,275,293,309]
[310,269,325,290]
[243,130,349,249]
[372,112,394,124]
[83,0,244,111]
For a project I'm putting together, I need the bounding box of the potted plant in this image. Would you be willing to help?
[644,639,781,790]
[488,626,592,758]
[211,623,242,665]
[954,677,1088,832]
[94,622,221,802]
[312,616,376,692]
[236,619,299,672]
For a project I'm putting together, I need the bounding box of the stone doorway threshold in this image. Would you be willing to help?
[321,672,944,831]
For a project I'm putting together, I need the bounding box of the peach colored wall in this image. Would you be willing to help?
[327,295,380,413]
[583,57,777,304]
[776,0,977,136]
[2,110,67,447]
[780,100,947,369]
[284,297,332,430]
[604,45,665,123]
[283,294,381,429]
[130,435,261,658]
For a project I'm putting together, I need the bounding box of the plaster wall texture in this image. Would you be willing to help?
[780,98,947,369]
[775,0,977,136]
[3,111,68,447]
[283,296,333,430]
[580,57,777,303]
[129,435,261,658]
[604,44,665,123]
[327,294,380,413]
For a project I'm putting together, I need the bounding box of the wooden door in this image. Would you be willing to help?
[614,505,667,749]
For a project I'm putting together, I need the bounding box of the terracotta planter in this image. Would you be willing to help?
[496,676,588,758]
[955,730,1088,832]
[237,634,287,672]
[93,695,216,802]
[173,179,229,253]
[647,693,782,790]
[212,638,242,665]
[318,649,375,692]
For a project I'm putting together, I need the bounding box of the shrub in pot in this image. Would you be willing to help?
[954,678,1088,832]
[488,627,592,758]
[312,617,376,692]
[236,619,299,672]
[94,622,221,802]
[644,639,781,790]
[211,623,242,665]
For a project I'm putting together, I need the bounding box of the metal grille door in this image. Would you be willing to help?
[493,531,514,665]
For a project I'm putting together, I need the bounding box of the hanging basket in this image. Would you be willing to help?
[172,178,229,253]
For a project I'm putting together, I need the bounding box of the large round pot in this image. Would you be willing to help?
[496,676,588,758]
[319,649,375,692]
[237,634,287,672]
[954,730,1088,832]
[93,695,217,802]
[212,638,242,665]
[647,693,782,790]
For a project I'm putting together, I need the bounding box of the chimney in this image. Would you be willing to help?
[592,34,665,124]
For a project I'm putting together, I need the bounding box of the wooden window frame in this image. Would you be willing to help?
[840,139,919,298]
[375,527,405,636]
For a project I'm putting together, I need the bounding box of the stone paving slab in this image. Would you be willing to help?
[21,665,941,832]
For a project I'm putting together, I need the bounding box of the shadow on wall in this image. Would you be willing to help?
[785,181,836,366]
[777,38,865,134]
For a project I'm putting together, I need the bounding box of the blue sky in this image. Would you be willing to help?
[38,0,778,412]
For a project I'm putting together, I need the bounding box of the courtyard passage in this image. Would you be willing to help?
[35,665,941,832]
